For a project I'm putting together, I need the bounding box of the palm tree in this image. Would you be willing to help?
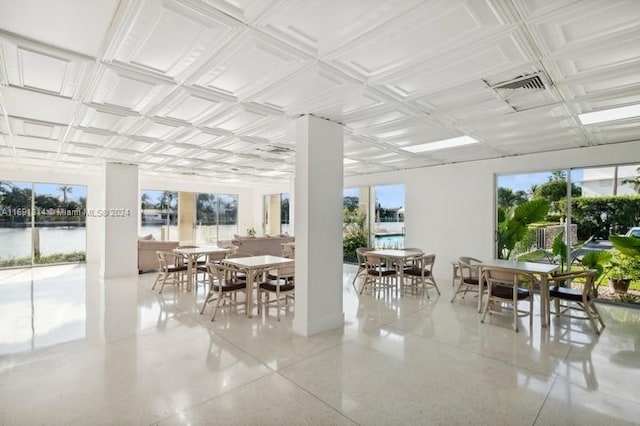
[621,167,640,194]
[58,185,72,203]
[140,193,150,222]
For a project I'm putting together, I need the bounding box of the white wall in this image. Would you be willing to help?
[345,140,640,280]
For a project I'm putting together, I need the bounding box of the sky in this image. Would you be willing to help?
[344,184,405,208]
[498,170,584,193]
[2,181,86,200]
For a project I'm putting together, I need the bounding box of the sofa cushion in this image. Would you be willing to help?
[232,235,294,256]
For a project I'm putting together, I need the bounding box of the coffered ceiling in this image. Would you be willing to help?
[0,0,639,186]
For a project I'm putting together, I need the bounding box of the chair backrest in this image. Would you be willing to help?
[157,250,181,269]
[355,247,372,264]
[419,254,436,271]
[364,253,383,267]
[549,269,597,299]
[281,243,295,258]
[482,267,531,299]
[458,256,481,280]
[207,262,243,288]
[207,251,228,263]
[270,263,295,285]
[227,252,251,259]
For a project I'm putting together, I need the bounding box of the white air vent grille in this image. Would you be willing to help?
[493,74,546,91]
[488,72,556,112]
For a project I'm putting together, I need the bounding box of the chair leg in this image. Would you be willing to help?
[152,272,162,290]
[211,295,223,321]
[591,303,606,329]
[450,282,463,303]
[159,273,170,294]
[480,298,490,323]
[351,269,363,290]
[429,277,440,296]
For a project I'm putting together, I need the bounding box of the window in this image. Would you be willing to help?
[140,190,177,240]
[0,180,87,267]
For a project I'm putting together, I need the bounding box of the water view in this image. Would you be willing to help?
[0,227,86,260]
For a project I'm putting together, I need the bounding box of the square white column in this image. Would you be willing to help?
[293,115,344,336]
[101,163,139,278]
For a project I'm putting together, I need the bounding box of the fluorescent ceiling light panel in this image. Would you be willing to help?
[579,104,640,125]
[343,158,358,165]
[401,136,479,153]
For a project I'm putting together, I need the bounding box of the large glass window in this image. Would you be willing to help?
[0,180,86,268]
[141,189,237,243]
[343,187,366,262]
[0,181,32,267]
[140,190,178,240]
[33,183,86,265]
[373,184,405,249]
[342,184,406,262]
[196,193,239,243]
[281,193,290,235]
[262,193,289,236]
[496,164,640,304]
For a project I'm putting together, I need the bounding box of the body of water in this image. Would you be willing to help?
[374,234,405,248]
[0,227,86,259]
[1,223,406,260]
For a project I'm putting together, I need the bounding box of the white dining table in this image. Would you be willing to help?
[478,259,559,327]
[365,249,423,296]
[173,246,230,291]
[223,255,294,317]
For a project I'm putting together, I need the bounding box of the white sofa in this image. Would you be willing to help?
[231,235,294,256]
[138,238,179,273]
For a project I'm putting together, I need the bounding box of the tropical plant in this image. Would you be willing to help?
[343,208,367,262]
[497,199,550,259]
[551,232,568,273]
[610,235,640,279]
[581,250,613,297]
[621,166,640,194]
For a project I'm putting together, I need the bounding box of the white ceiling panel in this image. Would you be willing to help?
[0,0,639,184]
[0,0,120,57]
[531,1,640,54]
[110,0,239,77]
[331,0,509,78]
[191,33,306,98]
[248,64,354,113]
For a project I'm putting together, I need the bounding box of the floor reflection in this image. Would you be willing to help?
[0,263,639,424]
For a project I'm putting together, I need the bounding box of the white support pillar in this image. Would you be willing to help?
[101,163,139,278]
[293,114,344,336]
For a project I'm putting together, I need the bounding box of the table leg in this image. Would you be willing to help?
[186,255,194,292]
[477,267,483,313]
[246,268,254,318]
[540,274,549,327]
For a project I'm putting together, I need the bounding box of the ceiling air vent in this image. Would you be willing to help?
[489,72,555,112]
[493,74,546,91]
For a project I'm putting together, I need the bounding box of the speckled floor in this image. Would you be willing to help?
[1,263,639,425]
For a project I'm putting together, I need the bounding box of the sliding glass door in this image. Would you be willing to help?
[0,180,87,268]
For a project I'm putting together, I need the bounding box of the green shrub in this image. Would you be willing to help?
[564,196,640,240]
[343,209,367,263]
[0,251,86,267]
